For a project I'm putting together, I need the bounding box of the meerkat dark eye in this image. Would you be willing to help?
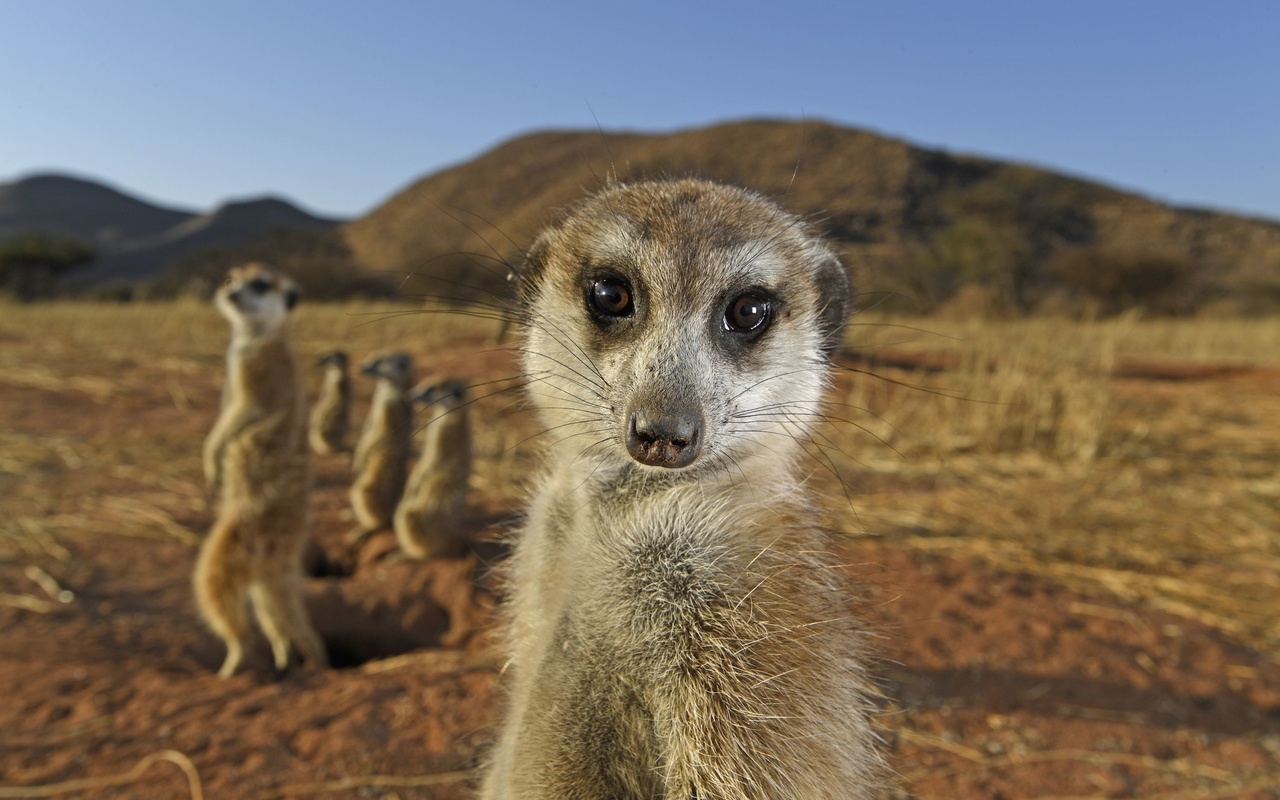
[248,278,271,294]
[725,294,771,333]
[589,278,633,318]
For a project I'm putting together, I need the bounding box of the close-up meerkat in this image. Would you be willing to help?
[393,378,472,560]
[195,263,329,678]
[480,179,885,799]
[308,350,351,456]
[348,351,414,539]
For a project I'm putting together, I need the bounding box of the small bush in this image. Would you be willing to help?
[0,234,96,300]
[141,229,399,301]
[1048,247,1200,315]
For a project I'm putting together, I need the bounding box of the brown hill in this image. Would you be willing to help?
[63,196,340,291]
[0,174,195,247]
[344,119,1280,314]
[0,174,344,295]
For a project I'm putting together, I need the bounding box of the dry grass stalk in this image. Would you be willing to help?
[0,366,119,403]
[0,593,55,614]
[360,648,500,676]
[0,749,203,799]
[10,520,71,561]
[97,497,201,545]
[23,565,73,603]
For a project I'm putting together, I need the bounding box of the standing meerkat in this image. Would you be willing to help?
[349,351,414,538]
[481,179,885,799]
[393,378,472,559]
[196,263,328,678]
[309,350,351,455]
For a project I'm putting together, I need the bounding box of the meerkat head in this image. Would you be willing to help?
[315,350,349,370]
[360,351,414,391]
[215,263,301,339]
[407,377,468,409]
[517,178,852,476]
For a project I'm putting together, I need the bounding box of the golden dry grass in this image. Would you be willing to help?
[827,312,1280,658]
[3,303,1278,660]
[2,301,1279,797]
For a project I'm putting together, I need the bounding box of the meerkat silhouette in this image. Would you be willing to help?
[195,263,328,678]
[309,350,351,455]
[348,351,414,540]
[393,378,472,559]
[481,179,885,798]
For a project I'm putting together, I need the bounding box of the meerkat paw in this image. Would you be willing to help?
[268,640,291,672]
[216,643,245,679]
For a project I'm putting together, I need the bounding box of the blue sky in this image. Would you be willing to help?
[2,1,1276,220]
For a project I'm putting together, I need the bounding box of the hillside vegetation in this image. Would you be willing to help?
[8,120,1279,313]
[0,175,342,297]
[344,119,1280,315]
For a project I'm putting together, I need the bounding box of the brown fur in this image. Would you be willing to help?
[195,263,327,678]
[309,351,351,455]
[349,352,413,534]
[481,180,885,798]
[394,379,472,559]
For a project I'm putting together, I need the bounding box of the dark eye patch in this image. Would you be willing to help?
[248,278,272,294]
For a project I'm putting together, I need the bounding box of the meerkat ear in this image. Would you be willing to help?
[814,252,853,354]
[517,233,553,304]
[285,286,301,310]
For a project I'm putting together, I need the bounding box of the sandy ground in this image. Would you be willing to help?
[1,320,1278,799]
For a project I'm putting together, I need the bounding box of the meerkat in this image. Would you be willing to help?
[309,350,351,455]
[393,378,472,559]
[195,263,328,678]
[348,351,414,539]
[480,179,885,799]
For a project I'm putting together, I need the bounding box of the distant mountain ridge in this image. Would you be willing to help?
[0,173,342,292]
[0,174,195,247]
[8,120,1280,311]
[344,119,1280,314]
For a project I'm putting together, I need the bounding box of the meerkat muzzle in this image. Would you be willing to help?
[627,409,703,468]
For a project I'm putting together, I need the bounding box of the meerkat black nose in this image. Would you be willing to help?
[628,410,703,468]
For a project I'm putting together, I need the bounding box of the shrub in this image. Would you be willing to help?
[1048,247,1200,315]
[141,229,398,301]
[0,234,96,300]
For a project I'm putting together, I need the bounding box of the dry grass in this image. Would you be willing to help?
[2,302,1277,662]
[825,312,1280,658]
[2,302,1278,797]
[0,749,203,799]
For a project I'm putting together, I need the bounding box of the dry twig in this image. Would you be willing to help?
[0,749,203,799]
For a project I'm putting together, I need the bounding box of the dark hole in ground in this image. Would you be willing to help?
[308,576,452,669]
[304,540,355,578]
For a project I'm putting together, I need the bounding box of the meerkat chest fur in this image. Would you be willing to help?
[316,364,351,414]
[354,378,411,467]
[421,403,470,480]
[231,338,302,413]
[487,179,882,799]
[323,363,349,396]
[222,331,307,470]
[367,379,408,430]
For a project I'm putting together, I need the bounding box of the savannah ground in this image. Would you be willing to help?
[1,301,1278,799]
